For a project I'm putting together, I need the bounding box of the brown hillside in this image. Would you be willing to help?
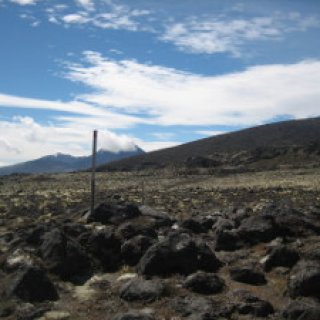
[97,117,320,171]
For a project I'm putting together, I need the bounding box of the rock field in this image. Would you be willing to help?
[0,170,320,320]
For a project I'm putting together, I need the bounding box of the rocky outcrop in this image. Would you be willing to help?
[138,233,222,276]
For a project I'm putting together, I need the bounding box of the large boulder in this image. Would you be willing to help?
[237,215,278,245]
[138,233,222,276]
[84,203,141,225]
[119,277,164,302]
[121,235,156,266]
[288,260,320,298]
[86,228,122,271]
[264,246,300,271]
[40,228,91,282]
[7,266,58,302]
[183,271,225,294]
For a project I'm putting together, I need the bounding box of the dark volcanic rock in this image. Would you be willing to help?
[282,299,320,320]
[262,203,320,237]
[139,205,175,228]
[229,207,252,227]
[230,267,267,285]
[215,229,243,251]
[40,228,91,282]
[138,233,222,276]
[24,225,49,246]
[288,260,320,298]
[237,215,277,245]
[183,271,225,294]
[119,277,164,302]
[116,222,157,240]
[121,235,156,266]
[264,246,300,271]
[85,203,141,225]
[233,291,274,317]
[237,297,274,317]
[7,266,58,302]
[212,217,235,234]
[172,296,232,319]
[113,312,154,320]
[301,242,320,261]
[180,218,206,234]
[86,228,122,271]
[63,223,88,238]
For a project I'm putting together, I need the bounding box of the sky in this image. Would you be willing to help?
[0,0,320,166]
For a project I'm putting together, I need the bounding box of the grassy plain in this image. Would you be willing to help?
[1,167,319,219]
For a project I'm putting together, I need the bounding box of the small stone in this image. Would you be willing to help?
[113,312,154,320]
[120,278,164,302]
[183,271,225,294]
[41,311,71,320]
[230,267,267,285]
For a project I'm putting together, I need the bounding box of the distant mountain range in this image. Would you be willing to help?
[0,147,144,175]
[98,117,320,172]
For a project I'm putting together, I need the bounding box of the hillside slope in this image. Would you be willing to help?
[0,147,144,175]
[98,117,320,171]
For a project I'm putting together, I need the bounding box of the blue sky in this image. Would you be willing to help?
[0,0,319,166]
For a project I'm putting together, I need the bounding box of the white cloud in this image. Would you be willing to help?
[75,0,94,11]
[47,1,150,31]
[10,0,37,5]
[196,130,226,136]
[161,14,320,55]
[62,13,89,24]
[0,116,139,165]
[66,52,320,127]
[0,93,144,129]
[0,138,21,154]
[0,93,105,116]
[133,139,181,152]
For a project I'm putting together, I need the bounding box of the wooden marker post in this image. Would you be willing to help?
[91,130,98,214]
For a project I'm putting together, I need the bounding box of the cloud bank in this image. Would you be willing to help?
[1,53,319,165]
[67,52,320,127]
